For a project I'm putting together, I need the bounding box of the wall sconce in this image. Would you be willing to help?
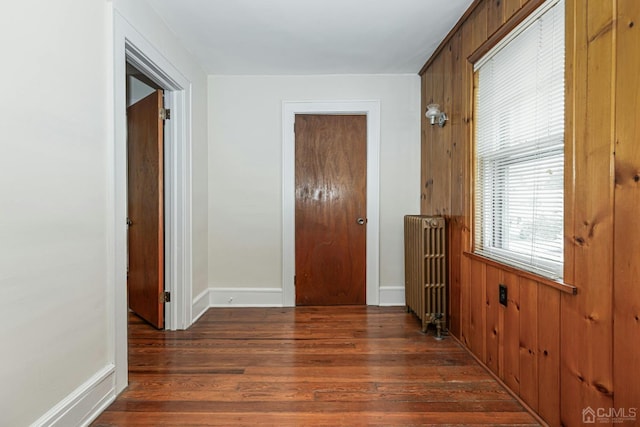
[425,103,447,127]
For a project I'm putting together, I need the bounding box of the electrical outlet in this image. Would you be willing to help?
[499,284,508,306]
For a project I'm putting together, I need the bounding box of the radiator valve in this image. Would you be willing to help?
[433,313,445,340]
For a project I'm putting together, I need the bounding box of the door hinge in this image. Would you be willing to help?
[294,275,296,286]
[160,108,171,120]
[161,291,171,303]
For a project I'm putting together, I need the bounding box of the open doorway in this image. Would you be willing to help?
[112,14,194,394]
[126,64,166,329]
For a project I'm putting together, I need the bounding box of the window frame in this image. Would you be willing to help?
[470,0,566,281]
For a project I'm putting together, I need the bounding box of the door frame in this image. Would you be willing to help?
[111,10,193,394]
[282,100,381,306]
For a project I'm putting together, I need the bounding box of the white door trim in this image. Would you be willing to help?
[282,100,381,307]
[111,10,193,394]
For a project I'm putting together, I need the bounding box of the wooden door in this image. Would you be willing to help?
[127,89,164,329]
[295,114,367,305]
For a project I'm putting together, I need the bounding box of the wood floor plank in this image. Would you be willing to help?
[92,306,539,426]
[94,411,539,427]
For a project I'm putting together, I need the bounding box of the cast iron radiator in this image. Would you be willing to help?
[404,215,447,338]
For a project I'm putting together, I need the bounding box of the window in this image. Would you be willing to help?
[473,0,565,279]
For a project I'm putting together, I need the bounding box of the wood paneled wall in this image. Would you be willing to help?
[613,1,640,416]
[419,0,640,425]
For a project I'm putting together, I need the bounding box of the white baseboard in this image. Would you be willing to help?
[32,364,115,427]
[192,288,210,323]
[379,286,406,306]
[210,287,283,307]
[191,286,404,316]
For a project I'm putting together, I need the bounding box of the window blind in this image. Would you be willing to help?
[474,0,565,279]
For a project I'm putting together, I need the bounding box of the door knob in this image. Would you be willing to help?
[356,217,366,225]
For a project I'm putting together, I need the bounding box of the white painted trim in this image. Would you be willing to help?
[192,288,210,323]
[282,100,381,307]
[111,9,194,394]
[379,286,406,306]
[210,287,284,307]
[31,365,115,427]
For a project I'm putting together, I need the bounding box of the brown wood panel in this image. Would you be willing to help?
[294,115,366,306]
[421,71,434,214]
[92,307,540,426]
[127,89,164,329]
[502,271,520,394]
[469,259,486,362]
[456,6,486,354]
[461,6,475,257]
[460,9,486,320]
[440,42,454,217]
[487,0,504,37]
[503,0,524,20]
[467,7,488,346]
[497,282,505,381]
[561,0,615,424]
[459,254,471,347]
[485,265,501,375]
[519,278,538,411]
[450,30,464,218]
[537,284,560,426]
[613,0,640,413]
[457,11,475,349]
[470,0,489,54]
[447,23,466,340]
[448,220,462,337]
[429,54,450,216]
[454,5,477,349]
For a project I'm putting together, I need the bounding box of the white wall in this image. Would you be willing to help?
[208,75,420,302]
[0,0,208,425]
[0,1,111,425]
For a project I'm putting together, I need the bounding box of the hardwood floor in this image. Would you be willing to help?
[92,306,539,426]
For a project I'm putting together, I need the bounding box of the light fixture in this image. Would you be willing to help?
[425,103,447,127]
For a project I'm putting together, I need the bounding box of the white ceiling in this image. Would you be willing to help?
[147,0,473,75]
